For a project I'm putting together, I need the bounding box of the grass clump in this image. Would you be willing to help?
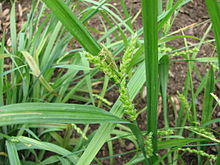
[1,0,220,164]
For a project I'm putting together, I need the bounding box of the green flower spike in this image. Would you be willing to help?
[85,36,138,121]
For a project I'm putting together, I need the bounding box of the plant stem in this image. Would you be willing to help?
[141,0,159,162]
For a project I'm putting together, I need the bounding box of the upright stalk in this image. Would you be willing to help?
[205,0,220,70]
[0,32,4,106]
[141,0,159,162]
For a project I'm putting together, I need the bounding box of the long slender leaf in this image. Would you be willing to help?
[10,2,17,54]
[158,0,191,31]
[21,51,55,94]
[6,140,21,165]
[201,66,215,124]
[15,136,78,164]
[127,123,148,164]
[141,0,159,162]
[0,33,5,106]
[205,0,220,69]
[0,103,128,126]
[41,0,101,55]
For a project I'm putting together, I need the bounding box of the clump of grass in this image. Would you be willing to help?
[1,0,220,164]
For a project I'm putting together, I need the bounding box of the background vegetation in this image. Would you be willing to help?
[0,0,220,164]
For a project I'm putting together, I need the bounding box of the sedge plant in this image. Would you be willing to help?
[1,0,220,164]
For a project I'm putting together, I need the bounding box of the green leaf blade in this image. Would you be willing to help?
[205,0,220,69]
[42,0,101,55]
[0,103,128,126]
[141,0,159,162]
[6,141,21,165]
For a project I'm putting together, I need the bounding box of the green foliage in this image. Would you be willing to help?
[1,0,220,164]
[85,37,138,121]
[205,0,220,69]
[141,0,159,162]
[0,103,128,126]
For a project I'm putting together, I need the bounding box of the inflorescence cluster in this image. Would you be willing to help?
[85,36,138,121]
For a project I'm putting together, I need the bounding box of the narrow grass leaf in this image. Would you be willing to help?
[119,0,133,29]
[190,57,218,63]
[127,123,148,164]
[53,64,90,71]
[141,0,159,161]
[201,66,215,124]
[159,35,200,45]
[205,0,220,69]
[159,56,169,129]
[0,33,5,106]
[41,0,101,55]
[158,138,207,149]
[10,2,17,53]
[0,103,128,126]
[40,22,62,69]
[15,136,78,164]
[42,155,60,164]
[158,0,191,31]
[211,93,220,106]
[21,51,55,94]
[6,140,21,165]
[81,0,109,23]
[217,145,220,164]
[202,118,220,127]
[57,157,71,165]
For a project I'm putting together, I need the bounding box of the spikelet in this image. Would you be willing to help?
[185,126,220,143]
[72,124,88,140]
[92,94,112,106]
[84,52,121,85]
[177,91,194,123]
[85,36,138,121]
[158,129,174,137]
[119,78,137,121]
[145,132,153,158]
[178,148,216,160]
[99,44,118,72]
[120,36,137,75]
[170,47,199,57]
[186,126,214,138]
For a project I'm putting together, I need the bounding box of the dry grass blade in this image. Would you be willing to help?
[22,51,55,94]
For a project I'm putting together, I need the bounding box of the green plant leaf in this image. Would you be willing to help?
[21,51,56,94]
[211,93,220,106]
[141,0,159,162]
[15,136,78,164]
[6,140,21,165]
[205,0,220,69]
[10,2,17,53]
[201,66,215,124]
[41,0,101,55]
[158,138,206,149]
[127,123,148,164]
[0,103,128,126]
[158,0,191,31]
